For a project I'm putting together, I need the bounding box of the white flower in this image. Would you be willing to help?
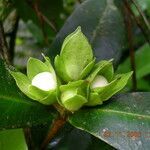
[91,75,108,89]
[32,72,56,91]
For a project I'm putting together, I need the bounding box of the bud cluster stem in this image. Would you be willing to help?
[41,104,69,150]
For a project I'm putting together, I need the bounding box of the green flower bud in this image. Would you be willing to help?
[59,80,88,112]
[86,60,132,106]
[54,26,95,82]
[10,55,57,105]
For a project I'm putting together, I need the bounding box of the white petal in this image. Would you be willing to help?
[91,75,108,89]
[32,72,56,91]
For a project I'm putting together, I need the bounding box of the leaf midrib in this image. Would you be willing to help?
[97,108,150,119]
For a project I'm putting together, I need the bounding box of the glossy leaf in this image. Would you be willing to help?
[51,127,115,150]
[49,0,125,66]
[69,92,150,150]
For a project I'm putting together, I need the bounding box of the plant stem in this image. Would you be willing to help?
[9,14,19,64]
[33,1,49,46]
[27,0,57,33]
[24,128,35,149]
[124,1,137,91]
[77,0,82,3]
[40,115,67,150]
[130,0,150,32]
[0,21,10,64]
[124,1,150,44]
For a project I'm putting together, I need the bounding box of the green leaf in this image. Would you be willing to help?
[49,0,125,66]
[51,127,115,150]
[117,43,150,91]
[0,129,27,150]
[117,43,150,79]
[131,0,150,16]
[69,92,150,150]
[55,27,94,82]
[0,0,12,21]
[0,59,56,129]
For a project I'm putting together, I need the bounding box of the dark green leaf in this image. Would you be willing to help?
[0,59,57,129]
[49,0,125,66]
[69,92,150,150]
[49,124,114,150]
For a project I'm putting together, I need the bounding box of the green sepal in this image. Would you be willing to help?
[54,55,72,82]
[40,90,57,105]
[79,58,96,79]
[55,26,93,82]
[28,85,49,100]
[85,92,103,106]
[87,60,113,82]
[59,80,88,112]
[96,59,114,82]
[60,80,85,91]
[27,57,49,80]
[43,54,55,73]
[62,95,87,112]
[10,71,37,100]
[43,55,57,84]
[93,72,133,101]
[10,71,57,105]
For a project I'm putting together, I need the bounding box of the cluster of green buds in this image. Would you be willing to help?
[11,27,132,112]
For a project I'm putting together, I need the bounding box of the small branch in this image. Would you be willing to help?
[40,115,67,150]
[9,15,19,64]
[130,0,150,32]
[77,0,82,4]
[33,1,49,46]
[27,0,57,37]
[124,1,150,44]
[40,14,57,33]
[0,21,10,64]
[24,128,35,149]
[124,1,137,91]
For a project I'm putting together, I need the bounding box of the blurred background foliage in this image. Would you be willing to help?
[1,0,149,91]
[0,0,150,149]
